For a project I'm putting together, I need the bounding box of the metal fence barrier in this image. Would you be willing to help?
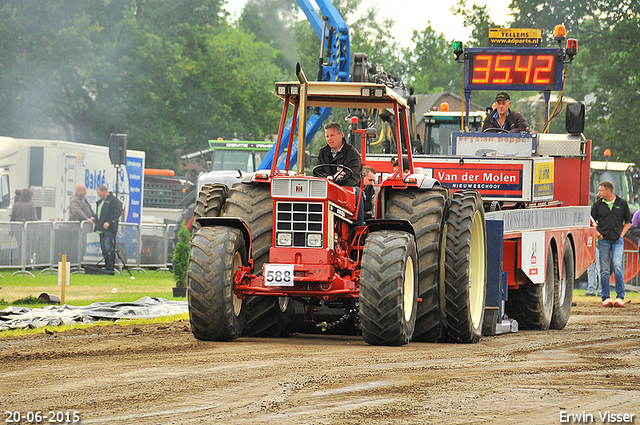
[0,220,177,277]
[140,224,174,270]
[623,247,640,290]
[0,222,23,270]
[4,220,638,283]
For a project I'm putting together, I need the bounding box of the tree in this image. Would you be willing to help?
[452,0,498,47]
[403,26,460,94]
[347,2,402,76]
[449,0,504,108]
[580,17,640,164]
[238,0,299,73]
[0,0,284,169]
[510,0,640,44]
[508,0,640,164]
[172,220,190,288]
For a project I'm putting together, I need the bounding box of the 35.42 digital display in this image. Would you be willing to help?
[465,48,563,91]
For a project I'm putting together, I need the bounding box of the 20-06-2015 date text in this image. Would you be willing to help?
[5,411,80,424]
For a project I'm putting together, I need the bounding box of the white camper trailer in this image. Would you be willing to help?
[0,137,145,223]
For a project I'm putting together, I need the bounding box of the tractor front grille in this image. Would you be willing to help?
[272,178,327,198]
[275,202,324,247]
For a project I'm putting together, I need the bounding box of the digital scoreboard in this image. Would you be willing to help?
[464,48,564,91]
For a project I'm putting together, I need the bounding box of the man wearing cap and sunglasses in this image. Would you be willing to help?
[482,92,530,133]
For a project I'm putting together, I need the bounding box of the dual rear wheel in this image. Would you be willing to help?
[444,191,487,343]
[385,188,488,344]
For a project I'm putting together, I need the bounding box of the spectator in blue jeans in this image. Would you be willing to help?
[591,181,632,307]
[585,247,599,296]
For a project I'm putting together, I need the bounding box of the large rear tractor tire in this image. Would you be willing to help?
[360,230,419,346]
[225,183,294,337]
[385,187,449,342]
[506,243,555,331]
[443,191,487,343]
[188,227,246,341]
[192,184,229,233]
[551,242,574,329]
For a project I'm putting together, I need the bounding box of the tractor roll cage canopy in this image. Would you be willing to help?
[274,81,409,110]
[270,77,414,177]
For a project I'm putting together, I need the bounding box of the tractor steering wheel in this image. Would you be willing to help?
[312,164,353,184]
[483,128,509,133]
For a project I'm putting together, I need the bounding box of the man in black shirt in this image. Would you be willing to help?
[316,122,364,223]
[95,185,122,271]
[591,181,632,307]
[482,92,529,133]
[316,122,363,187]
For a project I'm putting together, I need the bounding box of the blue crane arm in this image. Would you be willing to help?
[258,0,350,171]
[297,0,324,37]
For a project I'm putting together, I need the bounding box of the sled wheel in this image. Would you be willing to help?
[506,243,555,331]
[551,242,574,329]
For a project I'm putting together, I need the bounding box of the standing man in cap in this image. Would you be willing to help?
[482,92,530,133]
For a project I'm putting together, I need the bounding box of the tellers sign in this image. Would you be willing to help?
[465,48,563,91]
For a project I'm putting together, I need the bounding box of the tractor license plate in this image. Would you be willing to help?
[263,264,295,287]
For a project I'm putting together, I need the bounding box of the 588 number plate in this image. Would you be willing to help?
[263,264,295,287]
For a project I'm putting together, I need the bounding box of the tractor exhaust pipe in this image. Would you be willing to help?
[296,63,308,175]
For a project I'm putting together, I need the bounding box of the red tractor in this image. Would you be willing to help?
[187,67,487,345]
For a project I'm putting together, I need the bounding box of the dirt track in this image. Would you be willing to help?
[2,296,639,425]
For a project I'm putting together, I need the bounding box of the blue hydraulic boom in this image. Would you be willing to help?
[258,0,350,171]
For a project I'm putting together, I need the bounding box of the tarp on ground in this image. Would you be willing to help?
[0,297,188,331]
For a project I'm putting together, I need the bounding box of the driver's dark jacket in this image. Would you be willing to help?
[482,109,529,133]
[316,140,363,187]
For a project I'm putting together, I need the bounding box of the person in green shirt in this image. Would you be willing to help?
[590,181,632,307]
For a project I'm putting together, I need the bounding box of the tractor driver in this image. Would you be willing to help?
[316,122,363,187]
[482,92,530,133]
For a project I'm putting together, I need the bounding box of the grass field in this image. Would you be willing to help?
[2,270,637,339]
[0,268,180,308]
[0,268,187,338]
[2,269,638,309]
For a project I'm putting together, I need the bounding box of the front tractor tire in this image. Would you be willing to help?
[385,187,449,342]
[506,243,555,331]
[360,230,419,346]
[225,183,293,337]
[192,184,229,233]
[188,227,246,341]
[444,191,487,343]
[551,242,574,329]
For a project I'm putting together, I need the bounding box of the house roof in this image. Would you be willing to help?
[414,92,484,122]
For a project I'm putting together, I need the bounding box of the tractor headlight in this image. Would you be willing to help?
[307,233,322,247]
[277,232,292,246]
